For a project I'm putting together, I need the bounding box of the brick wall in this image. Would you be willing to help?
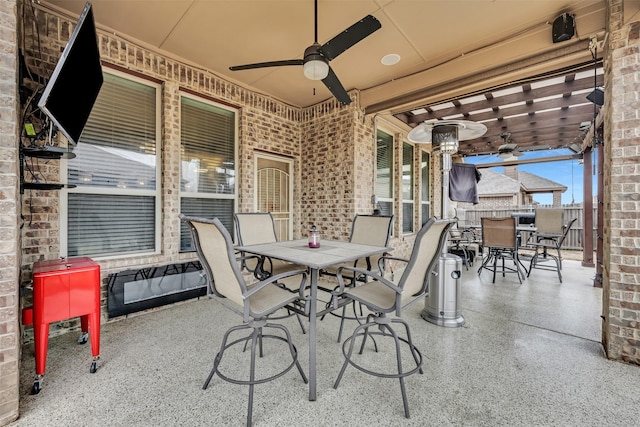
[299,99,357,240]
[18,4,304,337]
[238,104,303,235]
[476,196,518,209]
[0,0,20,423]
[602,0,640,365]
[17,3,429,345]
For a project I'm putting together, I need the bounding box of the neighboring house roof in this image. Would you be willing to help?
[475,168,567,198]
[476,169,520,196]
[519,170,568,194]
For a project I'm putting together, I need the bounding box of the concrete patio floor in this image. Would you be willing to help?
[11,258,639,426]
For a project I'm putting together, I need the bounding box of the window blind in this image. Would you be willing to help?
[402,142,414,233]
[180,95,237,251]
[376,130,393,199]
[65,72,159,257]
[421,151,431,225]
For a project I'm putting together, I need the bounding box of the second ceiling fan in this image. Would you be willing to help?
[228,0,381,105]
[497,133,523,159]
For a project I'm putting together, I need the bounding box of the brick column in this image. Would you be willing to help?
[602,0,640,364]
[0,0,20,423]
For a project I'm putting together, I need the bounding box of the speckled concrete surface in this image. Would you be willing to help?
[11,260,639,426]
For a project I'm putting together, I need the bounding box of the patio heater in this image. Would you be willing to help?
[408,120,487,327]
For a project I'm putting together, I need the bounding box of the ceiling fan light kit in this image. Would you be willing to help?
[302,50,329,80]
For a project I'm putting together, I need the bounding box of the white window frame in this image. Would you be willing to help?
[60,69,162,259]
[376,128,395,220]
[402,141,414,234]
[178,92,238,251]
[421,150,431,225]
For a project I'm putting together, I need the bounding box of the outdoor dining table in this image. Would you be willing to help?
[235,238,391,401]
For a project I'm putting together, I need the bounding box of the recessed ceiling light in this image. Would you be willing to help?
[381,53,400,65]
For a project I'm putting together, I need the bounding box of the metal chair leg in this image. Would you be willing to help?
[203,322,307,426]
[334,314,423,419]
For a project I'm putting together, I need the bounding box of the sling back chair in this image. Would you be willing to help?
[528,217,577,283]
[234,212,305,280]
[533,208,563,237]
[477,217,527,283]
[320,214,394,342]
[331,217,455,418]
[447,222,480,270]
[180,214,308,427]
[234,212,307,332]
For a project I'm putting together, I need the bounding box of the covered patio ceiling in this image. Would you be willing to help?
[40,0,614,156]
[394,60,604,158]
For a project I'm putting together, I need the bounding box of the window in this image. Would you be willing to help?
[421,151,431,225]
[376,130,393,216]
[180,95,237,251]
[402,142,414,233]
[63,71,161,257]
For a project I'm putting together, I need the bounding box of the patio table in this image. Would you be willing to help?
[235,238,390,401]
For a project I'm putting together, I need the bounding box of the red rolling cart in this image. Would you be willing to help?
[27,257,101,394]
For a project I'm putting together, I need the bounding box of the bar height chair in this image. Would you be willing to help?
[180,214,309,427]
[234,212,307,332]
[477,217,527,283]
[320,214,394,342]
[234,212,305,280]
[528,217,577,283]
[331,218,455,418]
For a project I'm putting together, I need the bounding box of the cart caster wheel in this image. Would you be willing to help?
[77,332,89,344]
[90,361,97,374]
[30,381,41,395]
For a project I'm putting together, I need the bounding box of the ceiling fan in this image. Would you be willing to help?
[497,133,523,159]
[228,0,381,105]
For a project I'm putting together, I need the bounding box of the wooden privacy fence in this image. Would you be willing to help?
[458,205,596,251]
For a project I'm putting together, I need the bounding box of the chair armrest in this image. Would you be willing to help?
[331,265,402,308]
[534,232,562,244]
[377,255,409,276]
[243,268,308,300]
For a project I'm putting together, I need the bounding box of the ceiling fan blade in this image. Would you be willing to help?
[319,15,381,61]
[229,59,303,71]
[524,144,551,152]
[498,143,517,151]
[322,66,351,105]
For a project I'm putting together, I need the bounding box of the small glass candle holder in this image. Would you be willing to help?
[308,225,320,248]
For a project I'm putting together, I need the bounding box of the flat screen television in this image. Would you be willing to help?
[37,2,103,146]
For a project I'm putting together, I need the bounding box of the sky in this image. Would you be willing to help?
[465,148,597,205]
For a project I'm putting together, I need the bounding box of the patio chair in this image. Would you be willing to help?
[447,219,480,270]
[234,212,304,280]
[234,212,308,333]
[533,208,563,236]
[320,214,393,342]
[477,217,527,283]
[331,218,455,418]
[528,217,577,283]
[179,214,308,427]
